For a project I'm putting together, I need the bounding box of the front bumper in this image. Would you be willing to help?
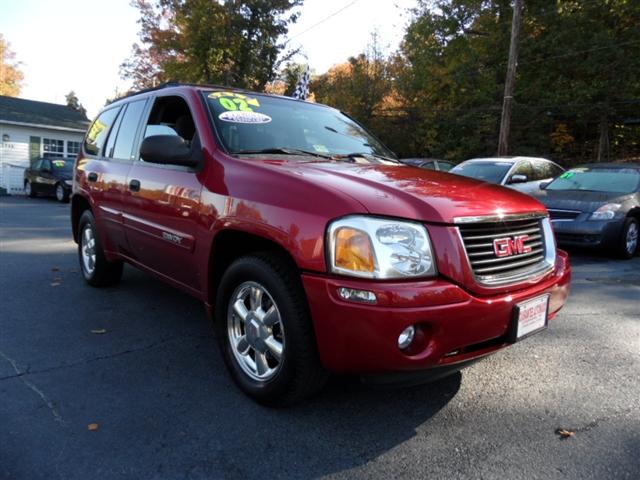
[302,250,571,373]
[553,218,624,248]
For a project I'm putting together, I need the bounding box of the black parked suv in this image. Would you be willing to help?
[24,157,74,203]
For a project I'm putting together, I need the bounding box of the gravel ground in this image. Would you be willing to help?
[1,195,638,480]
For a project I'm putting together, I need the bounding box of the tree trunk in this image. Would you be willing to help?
[497,0,523,156]
[597,115,609,162]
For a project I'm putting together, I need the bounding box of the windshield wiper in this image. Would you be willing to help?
[233,148,333,159]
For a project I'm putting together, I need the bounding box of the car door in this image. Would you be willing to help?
[26,159,42,193]
[37,159,56,195]
[121,94,204,291]
[78,105,131,254]
[505,160,536,192]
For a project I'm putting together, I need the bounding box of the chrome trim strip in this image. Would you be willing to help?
[453,212,547,224]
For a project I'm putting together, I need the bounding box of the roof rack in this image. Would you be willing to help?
[110,81,257,104]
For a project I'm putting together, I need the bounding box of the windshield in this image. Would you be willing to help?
[205,91,395,159]
[51,159,73,172]
[450,161,512,183]
[546,168,640,194]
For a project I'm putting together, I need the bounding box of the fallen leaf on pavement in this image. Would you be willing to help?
[91,329,107,335]
[555,428,575,439]
[88,423,99,431]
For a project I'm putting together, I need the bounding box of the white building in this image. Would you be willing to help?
[0,95,89,194]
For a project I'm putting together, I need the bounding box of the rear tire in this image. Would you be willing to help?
[77,210,123,286]
[215,253,327,407]
[617,217,639,259]
[55,183,69,203]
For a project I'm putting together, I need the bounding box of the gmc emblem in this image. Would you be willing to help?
[493,235,532,257]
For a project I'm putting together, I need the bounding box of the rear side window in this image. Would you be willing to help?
[84,107,121,156]
[111,100,147,161]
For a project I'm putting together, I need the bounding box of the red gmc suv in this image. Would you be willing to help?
[71,84,571,406]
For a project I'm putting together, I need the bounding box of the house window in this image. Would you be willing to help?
[67,141,81,157]
[43,138,64,158]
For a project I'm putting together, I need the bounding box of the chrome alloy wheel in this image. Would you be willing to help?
[626,222,638,255]
[227,281,285,381]
[81,225,97,276]
[56,184,65,202]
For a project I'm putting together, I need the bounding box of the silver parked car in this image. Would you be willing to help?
[450,156,564,194]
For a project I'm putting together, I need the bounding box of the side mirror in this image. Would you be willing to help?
[140,135,198,167]
[539,181,551,190]
[510,174,528,184]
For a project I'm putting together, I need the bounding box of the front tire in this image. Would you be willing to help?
[618,217,639,259]
[25,180,35,198]
[55,183,69,203]
[77,210,123,286]
[215,253,327,407]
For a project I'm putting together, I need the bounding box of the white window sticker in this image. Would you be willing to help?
[219,111,272,124]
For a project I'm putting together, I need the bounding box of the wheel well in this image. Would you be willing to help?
[627,207,640,222]
[71,195,92,243]
[208,230,299,303]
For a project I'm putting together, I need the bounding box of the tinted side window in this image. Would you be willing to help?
[112,100,147,161]
[32,160,43,170]
[438,161,454,172]
[41,159,52,171]
[84,107,121,156]
[512,161,534,180]
[421,161,436,170]
[104,109,125,159]
[549,163,564,178]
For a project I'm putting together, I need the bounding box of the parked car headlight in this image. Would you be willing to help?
[589,203,621,221]
[327,216,437,279]
[64,180,73,186]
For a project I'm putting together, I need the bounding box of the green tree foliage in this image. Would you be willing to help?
[312,1,640,163]
[312,32,394,144]
[0,34,24,97]
[121,0,302,90]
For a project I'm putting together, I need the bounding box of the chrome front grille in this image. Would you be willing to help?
[456,214,555,286]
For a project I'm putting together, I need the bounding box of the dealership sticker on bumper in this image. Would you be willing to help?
[514,294,550,340]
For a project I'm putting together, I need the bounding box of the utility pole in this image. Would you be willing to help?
[498,0,524,156]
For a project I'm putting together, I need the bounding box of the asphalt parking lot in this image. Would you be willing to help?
[1,195,638,480]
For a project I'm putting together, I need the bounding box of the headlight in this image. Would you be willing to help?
[64,180,73,186]
[327,216,437,279]
[590,203,621,221]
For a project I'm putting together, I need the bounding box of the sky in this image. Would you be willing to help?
[0,0,416,118]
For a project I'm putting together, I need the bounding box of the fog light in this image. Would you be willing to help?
[397,325,415,350]
[338,287,377,304]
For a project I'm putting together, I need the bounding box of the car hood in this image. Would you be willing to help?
[259,159,547,224]
[531,189,630,213]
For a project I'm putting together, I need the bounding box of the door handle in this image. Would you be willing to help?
[87,172,98,182]
[129,179,141,192]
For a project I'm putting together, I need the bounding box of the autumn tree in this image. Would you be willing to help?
[0,35,24,97]
[313,32,392,125]
[121,0,303,90]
